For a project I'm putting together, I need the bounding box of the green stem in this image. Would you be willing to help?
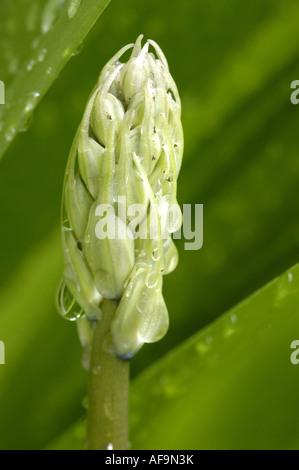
[86,299,129,450]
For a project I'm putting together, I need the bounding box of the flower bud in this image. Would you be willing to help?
[57,35,184,360]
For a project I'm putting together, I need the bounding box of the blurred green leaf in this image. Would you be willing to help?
[130,263,299,450]
[49,262,299,450]
[0,229,87,449]
[0,0,111,158]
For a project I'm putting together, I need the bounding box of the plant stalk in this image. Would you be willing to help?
[86,299,129,450]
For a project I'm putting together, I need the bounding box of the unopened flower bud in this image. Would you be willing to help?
[57,35,184,360]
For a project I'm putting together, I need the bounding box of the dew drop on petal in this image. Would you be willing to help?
[151,247,160,261]
[145,271,158,289]
[56,279,84,321]
[136,293,148,313]
[125,282,133,298]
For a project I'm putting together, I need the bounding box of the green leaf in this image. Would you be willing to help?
[0,0,111,159]
[0,229,87,449]
[48,263,299,450]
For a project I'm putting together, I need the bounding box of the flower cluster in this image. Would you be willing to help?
[57,35,184,360]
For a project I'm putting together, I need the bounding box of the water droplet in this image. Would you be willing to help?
[125,282,133,298]
[71,42,84,57]
[41,0,61,34]
[136,293,148,313]
[62,42,84,60]
[275,270,298,307]
[62,47,71,58]
[26,59,36,71]
[63,218,72,232]
[145,271,158,289]
[56,279,84,321]
[68,0,82,19]
[135,249,146,260]
[4,125,17,142]
[24,92,40,113]
[38,48,47,63]
[151,247,160,261]
[19,113,34,133]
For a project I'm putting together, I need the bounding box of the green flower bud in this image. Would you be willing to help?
[57,35,184,360]
[111,264,168,358]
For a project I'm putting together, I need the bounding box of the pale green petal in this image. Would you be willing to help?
[91,90,125,146]
[64,173,93,241]
[84,204,135,299]
[78,135,106,199]
[62,229,102,319]
[111,265,168,358]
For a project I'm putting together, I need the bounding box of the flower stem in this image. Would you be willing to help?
[86,299,129,450]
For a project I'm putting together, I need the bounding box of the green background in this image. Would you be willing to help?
[1,0,299,450]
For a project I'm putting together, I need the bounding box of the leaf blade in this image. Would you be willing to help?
[47,263,299,449]
[0,0,111,159]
